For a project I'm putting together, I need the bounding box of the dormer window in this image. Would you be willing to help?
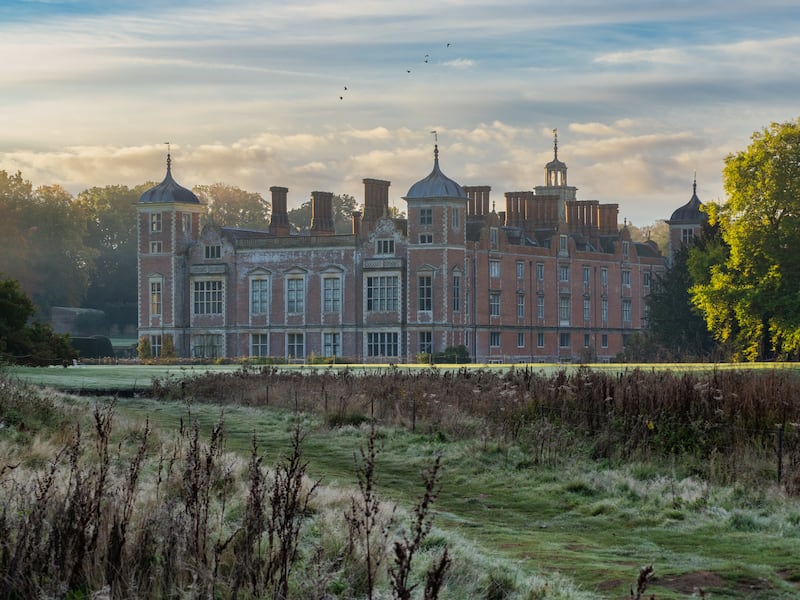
[376,239,395,255]
[205,245,221,260]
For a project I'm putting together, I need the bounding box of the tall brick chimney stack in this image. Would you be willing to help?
[310,191,335,235]
[352,210,362,236]
[361,178,391,236]
[464,186,491,218]
[597,203,619,236]
[269,186,290,236]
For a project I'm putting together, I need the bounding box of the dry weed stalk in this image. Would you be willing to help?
[345,422,395,600]
[389,453,450,600]
[630,563,654,599]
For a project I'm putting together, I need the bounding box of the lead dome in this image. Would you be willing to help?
[405,145,467,200]
[139,154,201,205]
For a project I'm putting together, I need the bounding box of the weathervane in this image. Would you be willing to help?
[430,130,438,143]
[553,128,559,159]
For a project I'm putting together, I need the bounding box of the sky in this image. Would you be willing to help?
[1,1,799,226]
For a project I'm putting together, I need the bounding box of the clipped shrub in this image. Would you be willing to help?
[71,335,114,359]
[161,334,176,358]
[137,336,151,360]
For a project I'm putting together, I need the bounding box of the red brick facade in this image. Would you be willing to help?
[138,143,669,363]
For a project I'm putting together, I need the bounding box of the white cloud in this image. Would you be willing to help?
[443,58,475,69]
[3,0,799,226]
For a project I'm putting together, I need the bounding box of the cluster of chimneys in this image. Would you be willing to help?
[502,191,618,236]
[269,179,618,239]
[268,179,391,238]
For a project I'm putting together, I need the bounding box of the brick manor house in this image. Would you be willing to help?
[137,134,703,363]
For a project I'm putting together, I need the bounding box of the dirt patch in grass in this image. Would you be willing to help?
[656,570,727,594]
[595,578,625,591]
[778,569,800,589]
[730,574,775,595]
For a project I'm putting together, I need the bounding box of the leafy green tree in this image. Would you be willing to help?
[288,193,358,234]
[0,174,94,316]
[0,171,35,287]
[0,276,35,345]
[691,119,800,360]
[647,238,718,360]
[194,183,270,229]
[26,185,94,314]
[0,275,75,365]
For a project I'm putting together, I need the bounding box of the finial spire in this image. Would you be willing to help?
[430,130,439,163]
[693,170,697,196]
[164,141,171,173]
[553,128,558,160]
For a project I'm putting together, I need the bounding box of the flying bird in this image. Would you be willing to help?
[424,54,429,63]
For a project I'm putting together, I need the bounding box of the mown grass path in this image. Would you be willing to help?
[104,394,800,600]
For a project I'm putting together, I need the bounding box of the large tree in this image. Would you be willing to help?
[0,174,93,316]
[288,193,358,234]
[194,183,270,229]
[0,171,34,286]
[646,224,720,360]
[75,184,148,331]
[691,118,800,360]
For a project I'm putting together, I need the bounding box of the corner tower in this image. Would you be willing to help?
[403,143,469,359]
[667,175,706,265]
[137,151,205,357]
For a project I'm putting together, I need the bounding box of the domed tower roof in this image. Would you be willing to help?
[405,145,467,200]
[139,153,200,205]
[669,177,705,224]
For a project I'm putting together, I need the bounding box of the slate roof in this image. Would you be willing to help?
[139,155,201,205]
[405,145,467,200]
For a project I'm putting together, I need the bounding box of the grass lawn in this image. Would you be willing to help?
[104,394,800,599]
[7,363,800,598]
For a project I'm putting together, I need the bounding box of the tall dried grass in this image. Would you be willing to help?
[0,375,452,599]
[151,366,800,490]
